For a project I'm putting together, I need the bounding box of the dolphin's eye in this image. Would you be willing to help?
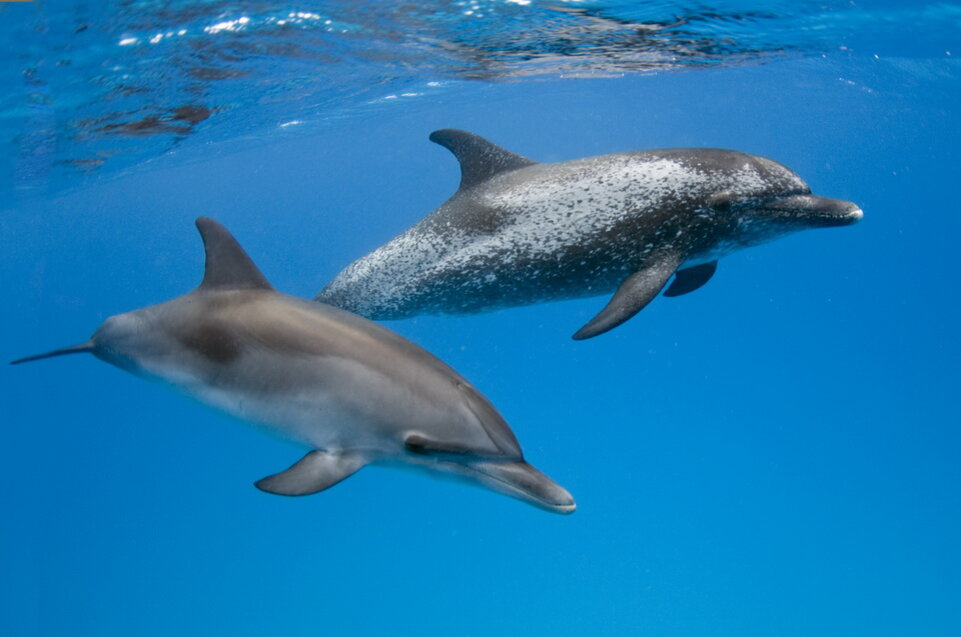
[707,191,734,212]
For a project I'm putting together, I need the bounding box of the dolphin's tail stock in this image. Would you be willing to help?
[465,459,576,514]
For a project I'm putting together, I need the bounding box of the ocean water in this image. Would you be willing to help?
[2,1,960,635]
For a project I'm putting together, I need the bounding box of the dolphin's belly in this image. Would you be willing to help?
[415,251,636,314]
[324,214,687,317]
[322,212,676,317]
[143,346,506,457]
[198,387,392,453]
[681,240,742,269]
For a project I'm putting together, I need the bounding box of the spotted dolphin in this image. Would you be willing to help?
[317,129,863,339]
[11,218,574,514]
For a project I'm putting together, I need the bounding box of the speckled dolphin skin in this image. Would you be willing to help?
[318,129,863,339]
[11,218,574,514]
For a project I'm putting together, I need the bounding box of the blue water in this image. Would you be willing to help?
[2,1,960,635]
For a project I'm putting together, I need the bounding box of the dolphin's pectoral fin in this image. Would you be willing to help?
[663,261,718,297]
[572,253,682,340]
[429,129,537,191]
[254,450,366,496]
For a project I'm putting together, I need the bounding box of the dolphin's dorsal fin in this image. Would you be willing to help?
[429,129,537,191]
[196,217,273,291]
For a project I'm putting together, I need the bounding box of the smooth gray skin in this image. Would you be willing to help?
[11,218,575,514]
[318,129,863,339]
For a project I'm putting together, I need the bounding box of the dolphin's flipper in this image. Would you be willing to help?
[466,460,575,514]
[195,217,273,291]
[429,129,537,191]
[573,253,683,340]
[663,261,718,297]
[254,450,367,496]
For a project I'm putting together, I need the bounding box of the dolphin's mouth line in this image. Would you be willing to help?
[759,205,858,217]
[414,455,573,512]
[459,460,574,512]
[753,193,863,225]
[747,205,862,229]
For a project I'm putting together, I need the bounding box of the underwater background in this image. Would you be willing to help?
[1,1,959,635]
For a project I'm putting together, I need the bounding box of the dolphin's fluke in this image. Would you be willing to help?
[429,129,537,191]
[10,341,95,365]
[573,253,682,340]
[467,460,576,514]
[195,217,273,291]
[254,449,367,496]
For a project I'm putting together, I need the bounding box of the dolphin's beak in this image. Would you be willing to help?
[10,341,95,365]
[764,194,863,228]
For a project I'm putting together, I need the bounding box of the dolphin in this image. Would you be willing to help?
[317,129,863,339]
[11,218,574,514]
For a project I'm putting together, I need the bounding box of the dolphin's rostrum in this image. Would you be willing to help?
[318,129,863,339]
[12,218,575,514]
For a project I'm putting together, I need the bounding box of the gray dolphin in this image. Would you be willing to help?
[317,129,863,339]
[11,218,574,514]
